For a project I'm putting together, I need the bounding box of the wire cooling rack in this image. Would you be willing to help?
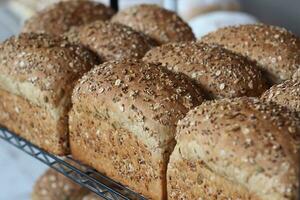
[0,126,147,200]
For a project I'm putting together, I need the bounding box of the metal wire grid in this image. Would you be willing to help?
[0,126,147,200]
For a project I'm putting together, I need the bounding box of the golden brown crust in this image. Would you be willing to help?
[201,24,300,84]
[0,33,97,155]
[143,41,268,99]
[0,89,68,155]
[32,168,88,200]
[68,21,157,61]
[111,4,195,44]
[261,80,300,113]
[22,0,115,36]
[70,60,204,199]
[0,33,97,108]
[168,97,300,200]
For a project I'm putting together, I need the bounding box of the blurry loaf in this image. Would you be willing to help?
[69,60,204,200]
[168,97,300,200]
[0,33,97,155]
[201,24,300,84]
[65,21,156,61]
[111,4,195,44]
[22,0,115,36]
[143,41,268,99]
[32,168,88,200]
[261,80,300,113]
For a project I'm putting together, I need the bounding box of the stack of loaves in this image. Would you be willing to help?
[0,1,299,200]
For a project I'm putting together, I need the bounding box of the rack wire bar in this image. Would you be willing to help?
[0,126,147,200]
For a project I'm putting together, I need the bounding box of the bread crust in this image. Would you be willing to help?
[201,24,300,84]
[111,4,195,44]
[22,0,115,36]
[143,41,268,99]
[261,80,300,113]
[67,21,156,61]
[70,60,204,199]
[168,97,300,200]
[0,33,97,155]
[32,168,88,200]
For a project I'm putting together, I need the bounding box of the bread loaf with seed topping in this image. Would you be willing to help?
[32,168,88,200]
[69,59,204,200]
[64,21,156,62]
[168,97,300,200]
[0,33,97,155]
[201,24,300,84]
[261,80,300,113]
[22,0,115,36]
[111,4,195,44]
[143,41,268,99]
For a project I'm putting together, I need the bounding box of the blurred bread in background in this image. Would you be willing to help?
[178,0,240,21]
[189,11,258,38]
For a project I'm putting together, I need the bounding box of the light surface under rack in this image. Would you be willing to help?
[0,126,147,200]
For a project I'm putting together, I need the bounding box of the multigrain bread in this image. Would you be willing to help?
[201,24,300,84]
[69,60,204,200]
[22,0,115,36]
[32,168,88,200]
[168,97,300,200]
[261,80,300,113]
[0,33,97,155]
[143,41,268,99]
[64,21,156,62]
[111,4,195,44]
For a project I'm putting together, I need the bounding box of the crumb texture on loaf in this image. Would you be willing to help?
[111,4,195,44]
[70,60,204,200]
[22,0,115,36]
[143,41,268,99]
[32,168,88,200]
[261,80,300,113]
[201,24,300,83]
[168,97,300,200]
[68,21,156,61]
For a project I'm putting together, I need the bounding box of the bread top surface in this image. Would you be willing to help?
[72,59,204,148]
[201,24,300,83]
[111,4,195,44]
[32,168,87,200]
[261,80,300,113]
[0,33,97,108]
[22,0,115,36]
[143,41,268,99]
[175,97,300,199]
[73,21,156,61]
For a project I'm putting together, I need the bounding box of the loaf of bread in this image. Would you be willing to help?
[143,41,268,99]
[201,24,300,84]
[261,80,300,113]
[168,97,300,200]
[111,4,195,44]
[0,33,97,155]
[64,21,156,62]
[22,0,115,36]
[69,60,204,200]
[32,168,88,200]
